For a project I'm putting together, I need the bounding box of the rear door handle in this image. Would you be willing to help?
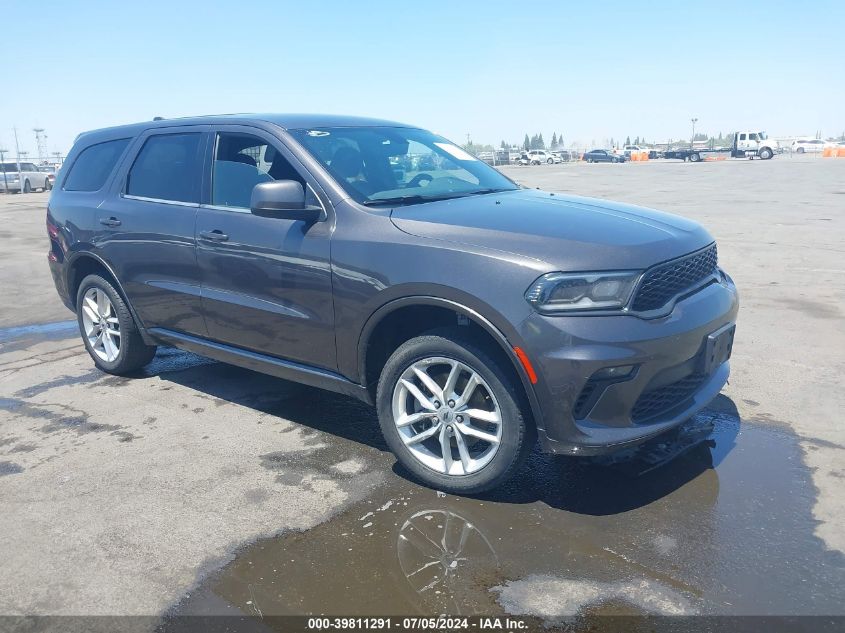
[99,217,121,227]
[199,229,229,242]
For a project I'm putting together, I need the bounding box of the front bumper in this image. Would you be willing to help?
[520,274,739,455]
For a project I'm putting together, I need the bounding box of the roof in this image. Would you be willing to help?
[77,113,417,143]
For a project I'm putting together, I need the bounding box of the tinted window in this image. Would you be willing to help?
[63,138,131,192]
[211,132,307,209]
[126,133,202,203]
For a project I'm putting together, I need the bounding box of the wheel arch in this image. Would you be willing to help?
[65,251,152,342]
[357,296,544,432]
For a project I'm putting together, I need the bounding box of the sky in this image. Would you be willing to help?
[2,0,843,157]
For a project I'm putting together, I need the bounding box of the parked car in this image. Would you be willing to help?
[47,114,738,493]
[38,165,57,189]
[552,150,572,162]
[623,145,643,158]
[583,149,626,163]
[791,139,825,154]
[512,152,530,166]
[0,161,52,192]
[527,150,559,165]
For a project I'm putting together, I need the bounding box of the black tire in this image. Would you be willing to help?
[547,158,554,164]
[689,153,701,163]
[23,180,31,193]
[76,274,157,375]
[759,148,773,160]
[376,329,534,494]
[44,178,52,191]
[796,147,805,154]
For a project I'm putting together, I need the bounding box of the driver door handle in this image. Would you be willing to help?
[199,229,229,242]
[99,217,121,227]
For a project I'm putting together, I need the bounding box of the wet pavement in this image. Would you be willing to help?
[2,159,844,628]
[167,402,845,627]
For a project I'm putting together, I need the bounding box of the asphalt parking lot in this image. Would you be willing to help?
[1,155,843,626]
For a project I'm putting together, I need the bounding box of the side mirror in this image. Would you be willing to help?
[250,180,323,222]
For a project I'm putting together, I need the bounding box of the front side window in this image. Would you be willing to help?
[211,132,308,209]
[288,126,517,206]
[63,138,131,192]
[126,133,202,203]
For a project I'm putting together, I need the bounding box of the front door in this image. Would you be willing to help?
[195,127,336,371]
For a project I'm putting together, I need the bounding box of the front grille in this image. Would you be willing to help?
[631,244,718,312]
[631,373,706,423]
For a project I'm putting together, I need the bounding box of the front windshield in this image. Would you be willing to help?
[288,126,518,205]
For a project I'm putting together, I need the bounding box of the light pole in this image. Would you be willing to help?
[13,127,23,193]
[0,148,8,193]
[690,118,698,148]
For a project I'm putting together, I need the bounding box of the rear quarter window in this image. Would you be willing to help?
[63,138,131,192]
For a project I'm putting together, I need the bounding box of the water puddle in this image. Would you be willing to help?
[167,402,844,626]
[0,319,76,342]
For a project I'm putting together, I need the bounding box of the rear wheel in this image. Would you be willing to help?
[689,153,702,163]
[44,178,52,191]
[76,274,157,375]
[377,330,533,494]
[796,147,805,154]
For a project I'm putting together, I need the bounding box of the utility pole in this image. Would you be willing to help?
[0,147,9,193]
[691,118,698,148]
[13,127,23,192]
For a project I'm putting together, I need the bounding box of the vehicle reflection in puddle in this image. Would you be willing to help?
[169,402,844,627]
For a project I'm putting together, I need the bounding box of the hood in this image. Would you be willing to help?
[390,189,714,271]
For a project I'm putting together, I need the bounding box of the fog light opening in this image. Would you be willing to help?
[593,365,636,380]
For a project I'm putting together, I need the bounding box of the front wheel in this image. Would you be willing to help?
[689,153,702,163]
[547,158,554,164]
[759,148,773,160]
[44,178,52,191]
[376,331,534,494]
[76,274,157,374]
[23,180,31,193]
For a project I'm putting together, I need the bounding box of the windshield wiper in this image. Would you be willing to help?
[362,188,515,207]
[362,193,467,207]
[464,187,513,196]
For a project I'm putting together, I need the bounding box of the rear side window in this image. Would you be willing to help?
[126,133,202,203]
[63,139,131,192]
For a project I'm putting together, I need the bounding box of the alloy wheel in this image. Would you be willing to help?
[391,357,502,476]
[81,287,121,362]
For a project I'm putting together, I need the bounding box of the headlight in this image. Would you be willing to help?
[525,271,641,312]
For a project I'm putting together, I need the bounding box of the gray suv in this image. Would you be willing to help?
[46,114,738,493]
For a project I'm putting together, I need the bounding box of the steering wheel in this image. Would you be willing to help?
[406,173,433,188]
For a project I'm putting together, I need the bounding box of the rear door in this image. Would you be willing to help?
[94,125,209,335]
[195,125,336,371]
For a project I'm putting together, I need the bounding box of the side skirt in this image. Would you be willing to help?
[148,328,373,405]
